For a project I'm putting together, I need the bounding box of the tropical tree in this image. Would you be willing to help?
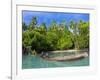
[45,31,58,50]
[77,20,89,49]
[28,17,37,30]
[70,20,78,49]
[22,22,27,31]
[38,22,47,35]
[22,30,32,55]
[22,16,89,55]
[57,36,73,50]
[48,20,58,32]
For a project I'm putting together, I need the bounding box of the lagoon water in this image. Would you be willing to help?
[22,51,89,69]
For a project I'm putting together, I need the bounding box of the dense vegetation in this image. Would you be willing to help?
[22,17,89,55]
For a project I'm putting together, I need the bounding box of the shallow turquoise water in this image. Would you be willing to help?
[22,52,89,69]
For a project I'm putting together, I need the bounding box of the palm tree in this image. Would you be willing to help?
[70,20,78,49]
[39,22,47,35]
[29,17,37,30]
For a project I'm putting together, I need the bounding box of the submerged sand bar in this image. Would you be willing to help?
[43,52,88,61]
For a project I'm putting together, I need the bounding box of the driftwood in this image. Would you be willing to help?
[43,52,88,61]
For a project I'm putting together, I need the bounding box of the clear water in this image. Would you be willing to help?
[22,51,89,69]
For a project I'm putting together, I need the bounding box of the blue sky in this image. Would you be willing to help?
[22,10,89,27]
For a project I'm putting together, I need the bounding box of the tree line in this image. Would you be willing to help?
[22,17,89,55]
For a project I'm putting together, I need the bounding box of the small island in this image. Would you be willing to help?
[22,11,89,69]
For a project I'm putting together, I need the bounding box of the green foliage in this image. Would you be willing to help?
[46,31,58,50]
[77,35,89,49]
[28,17,37,30]
[22,22,27,31]
[22,30,31,47]
[22,18,89,55]
[38,22,47,35]
[76,21,89,49]
[57,37,73,50]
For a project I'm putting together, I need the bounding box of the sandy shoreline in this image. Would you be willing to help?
[47,49,89,53]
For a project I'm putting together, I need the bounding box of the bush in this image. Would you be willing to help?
[22,19,89,55]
